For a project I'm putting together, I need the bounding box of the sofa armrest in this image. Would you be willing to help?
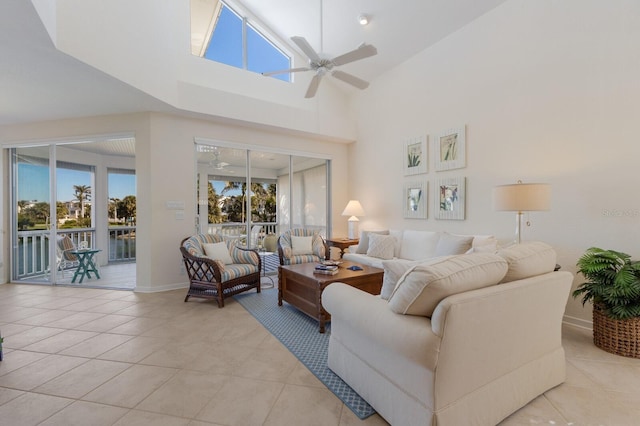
[322,283,440,368]
[429,270,572,409]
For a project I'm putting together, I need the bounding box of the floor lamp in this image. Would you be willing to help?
[341,200,365,240]
[493,181,550,244]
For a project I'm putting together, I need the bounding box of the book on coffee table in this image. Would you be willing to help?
[314,264,339,275]
[313,268,339,275]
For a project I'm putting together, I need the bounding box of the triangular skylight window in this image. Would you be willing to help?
[192,1,291,82]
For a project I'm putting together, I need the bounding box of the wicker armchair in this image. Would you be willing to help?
[277,228,328,265]
[180,234,261,307]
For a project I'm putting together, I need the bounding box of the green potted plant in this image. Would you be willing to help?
[573,247,640,358]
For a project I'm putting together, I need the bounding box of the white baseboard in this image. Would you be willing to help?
[563,314,592,330]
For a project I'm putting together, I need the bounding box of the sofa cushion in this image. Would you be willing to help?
[380,257,447,300]
[356,230,389,254]
[203,242,234,264]
[497,242,557,283]
[291,235,313,255]
[367,234,396,260]
[388,253,508,317]
[381,260,419,300]
[389,230,404,257]
[465,235,499,254]
[399,231,441,261]
[435,232,473,256]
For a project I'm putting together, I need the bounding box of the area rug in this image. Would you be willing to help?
[261,252,279,275]
[235,288,376,419]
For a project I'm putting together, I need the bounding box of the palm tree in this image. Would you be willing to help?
[73,185,91,219]
[221,181,270,223]
[222,181,245,223]
[109,197,120,222]
[207,183,222,224]
[119,195,137,224]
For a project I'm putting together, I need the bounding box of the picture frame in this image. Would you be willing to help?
[434,177,466,220]
[404,181,427,219]
[435,126,466,171]
[403,136,428,176]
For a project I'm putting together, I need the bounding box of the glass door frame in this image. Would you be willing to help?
[5,140,102,285]
[9,144,59,284]
[194,138,332,241]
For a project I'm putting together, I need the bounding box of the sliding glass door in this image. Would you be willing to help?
[12,146,54,283]
[195,142,330,245]
[9,137,137,287]
[277,155,328,234]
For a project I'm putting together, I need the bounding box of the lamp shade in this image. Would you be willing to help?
[342,200,365,217]
[493,183,551,212]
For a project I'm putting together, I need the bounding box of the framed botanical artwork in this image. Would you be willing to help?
[403,136,428,176]
[404,181,427,219]
[434,177,466,220]
[435,126,466,171]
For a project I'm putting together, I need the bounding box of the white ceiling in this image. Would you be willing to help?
[0,0,508,128]
[238,0,508,87]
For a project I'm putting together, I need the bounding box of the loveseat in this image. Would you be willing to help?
[322,242,572,426]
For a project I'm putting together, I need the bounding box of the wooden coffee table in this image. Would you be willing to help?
[278,261,383,333]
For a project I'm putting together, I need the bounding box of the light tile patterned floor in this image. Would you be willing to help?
[1,282,639,425]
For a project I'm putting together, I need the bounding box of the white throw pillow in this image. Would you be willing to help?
[497,241,557,283]
[203,242,234,265]
[435,232,473,256]
[367,234,396,260]
[388,253,508,317]
[356,230,389,254]
[399,231,441,261]
[380,260,419,300]
[291,235,314,255]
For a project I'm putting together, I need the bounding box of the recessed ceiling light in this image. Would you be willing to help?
[358,14,370,26]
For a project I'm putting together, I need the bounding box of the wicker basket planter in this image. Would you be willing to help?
[593,303,640,358]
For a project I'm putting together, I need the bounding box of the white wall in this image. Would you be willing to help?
[350,0,640,325]
[45,0,356,141]
[0,112,351,291]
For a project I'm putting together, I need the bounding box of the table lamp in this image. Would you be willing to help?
[493,181,550,244]
[342,200,365,239]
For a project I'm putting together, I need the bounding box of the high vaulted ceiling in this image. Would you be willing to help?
[0,0,508,127]
[237,0,508,87]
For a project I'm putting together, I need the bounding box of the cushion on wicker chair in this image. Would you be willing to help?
[180,233,261,308]
[278,229,326,265]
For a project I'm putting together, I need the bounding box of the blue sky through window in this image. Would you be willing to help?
[204,6,242,68]
[247,24,290,81]
[203,3,290,82]
[18,163,135,202]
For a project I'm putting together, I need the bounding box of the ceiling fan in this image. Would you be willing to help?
[262,0,378,98]
[209,147,230,170]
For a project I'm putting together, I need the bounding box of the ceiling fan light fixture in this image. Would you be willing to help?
[358,14,370,26]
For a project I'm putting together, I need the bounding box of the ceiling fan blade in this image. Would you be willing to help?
[262,67,310,76]
[291,36,321,62]
[331,70,370,90]
[331,43,377,66]
[305,74,322,98]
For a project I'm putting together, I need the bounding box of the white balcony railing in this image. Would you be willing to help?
[15,227,136,280]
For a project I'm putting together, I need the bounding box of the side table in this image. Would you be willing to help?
[326,238,359,259]
[258,251,276,289]
[70,249,102,283]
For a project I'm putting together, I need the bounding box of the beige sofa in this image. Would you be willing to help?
[322,242,572,426]
[342,229,498,269]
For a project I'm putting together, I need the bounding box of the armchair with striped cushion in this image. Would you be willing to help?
[277,228,328,266]
[180,234,261,307]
